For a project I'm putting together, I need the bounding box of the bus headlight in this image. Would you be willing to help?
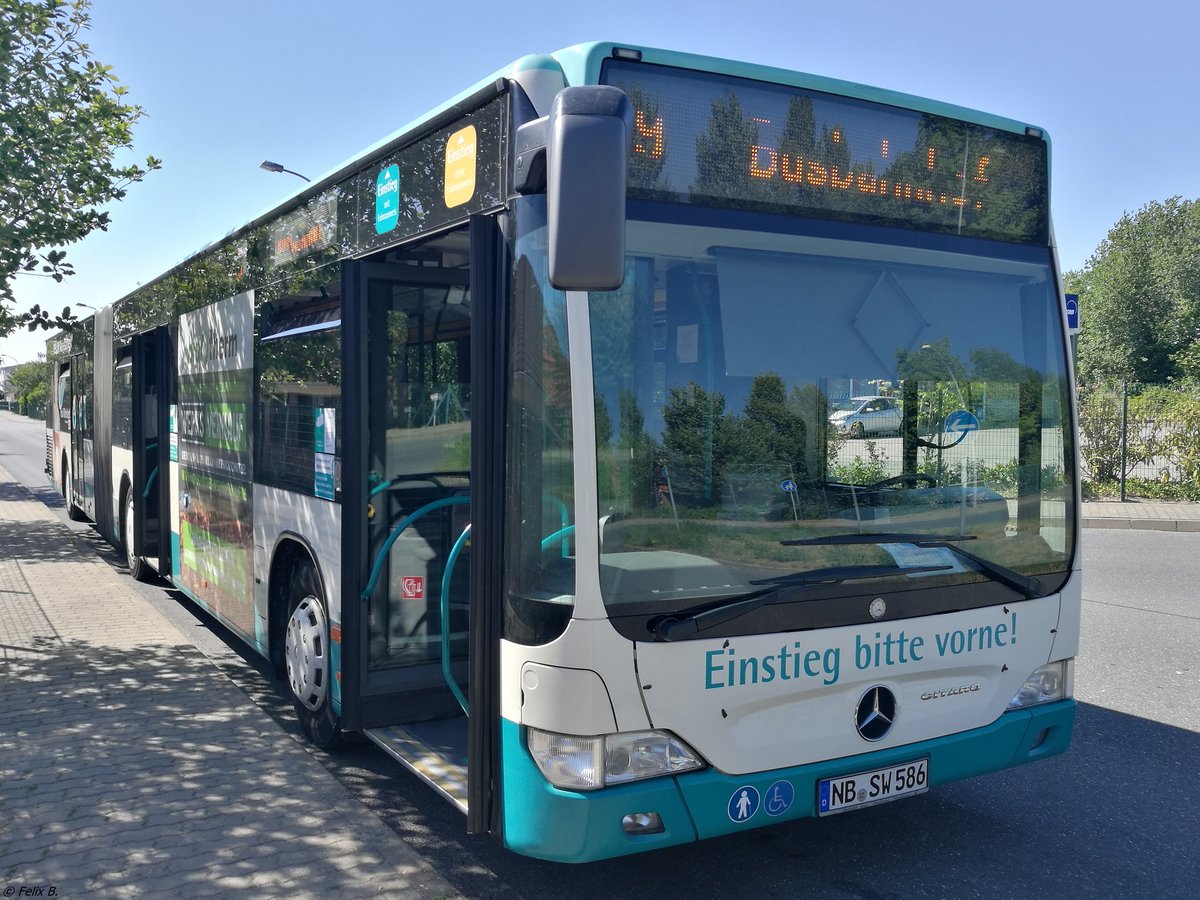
[1007,660,1068,711]
[526,727,703,791]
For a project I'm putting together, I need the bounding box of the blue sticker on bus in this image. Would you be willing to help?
[375,165,400,234]
[728,785,760,822]
[764,780,795,817]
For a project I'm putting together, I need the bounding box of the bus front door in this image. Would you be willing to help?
[344,218,505,836]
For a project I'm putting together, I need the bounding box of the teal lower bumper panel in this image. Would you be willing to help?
[500,700,1075,862]
[501,718,698,862]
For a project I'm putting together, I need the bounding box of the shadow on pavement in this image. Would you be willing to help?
[0,518,95,563]
[282,701,1200,900]
[0,639,441,895]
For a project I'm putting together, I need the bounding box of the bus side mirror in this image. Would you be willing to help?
[514,86,633,292]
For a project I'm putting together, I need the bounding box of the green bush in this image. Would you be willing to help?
[1077,384,1155,482]
[1078,382,1200,499]
[1133,386,1200,483]
[1086,477,1200,502]
[830,440,888,485]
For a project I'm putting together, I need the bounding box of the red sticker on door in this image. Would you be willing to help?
[401,576,425,600]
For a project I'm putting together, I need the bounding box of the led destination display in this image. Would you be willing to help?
[603,59,1049,244]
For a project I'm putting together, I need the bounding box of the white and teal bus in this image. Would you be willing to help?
[46,42,1079,862]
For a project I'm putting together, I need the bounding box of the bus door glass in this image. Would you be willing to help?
[71,352,94,516]
[54,364,71,493]
[362,231,473,676]
[131,327,169,563]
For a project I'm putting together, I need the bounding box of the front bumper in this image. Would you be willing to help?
[500,699,1075,862]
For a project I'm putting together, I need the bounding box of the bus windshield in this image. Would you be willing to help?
[589,213,1074,637]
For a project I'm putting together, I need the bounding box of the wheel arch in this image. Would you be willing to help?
[118,471,131,543]
[267,532,326,672]
[118,471,132,514]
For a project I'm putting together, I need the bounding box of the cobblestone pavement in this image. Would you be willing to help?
[0,467,461,899]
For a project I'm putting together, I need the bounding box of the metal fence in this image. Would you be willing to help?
[1078,382,1200,500]
[0,399,45,419]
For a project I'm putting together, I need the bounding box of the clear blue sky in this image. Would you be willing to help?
[4,0,1197,364]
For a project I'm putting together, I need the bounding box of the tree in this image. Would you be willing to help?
[4,357,48,413]
[661,381,737,503]
[0,0,160,335]
[1067,197,1200,384]
[624,87,670,200]
[693,93,762,206]
[730,373,808,479]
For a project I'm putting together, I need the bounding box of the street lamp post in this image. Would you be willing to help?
[259,160,311,182]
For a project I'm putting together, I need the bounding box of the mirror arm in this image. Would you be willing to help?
[513,117,548,195]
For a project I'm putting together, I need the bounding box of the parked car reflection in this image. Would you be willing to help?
[829,395,902,437]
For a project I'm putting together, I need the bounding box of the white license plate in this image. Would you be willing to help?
[817,758,929,816]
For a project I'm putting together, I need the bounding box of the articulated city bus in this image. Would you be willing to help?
[46,42,1079,862]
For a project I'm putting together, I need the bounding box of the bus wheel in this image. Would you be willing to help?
[123,491,150,581]
[284,563,342,750]
[63,460,86,521]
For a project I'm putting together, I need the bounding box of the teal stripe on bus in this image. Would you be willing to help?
[500,701,1074,863]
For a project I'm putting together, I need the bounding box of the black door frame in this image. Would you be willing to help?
[465,213,506,836]
[339,215,507,838]
[69,351,88,511]
[130,325,173,571]
[338,214,506,844]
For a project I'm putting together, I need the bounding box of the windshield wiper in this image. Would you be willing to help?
[782,533,1042,600]
[781,532,976,546]
[653,563,951,642]
[748,563,952,586]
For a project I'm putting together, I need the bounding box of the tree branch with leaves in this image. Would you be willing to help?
[0,0,160,335]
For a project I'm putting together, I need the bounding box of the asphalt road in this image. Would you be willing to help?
[3,411,1197,898]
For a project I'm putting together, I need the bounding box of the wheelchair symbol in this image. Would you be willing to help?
[764,780,794,817]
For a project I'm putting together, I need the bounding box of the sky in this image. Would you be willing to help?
[4,0,1198,365]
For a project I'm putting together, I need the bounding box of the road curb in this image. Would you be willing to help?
[1082,517,1200,532]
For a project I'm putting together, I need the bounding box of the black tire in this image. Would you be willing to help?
[283,562,343,750]
[63,458,86,521]
[849,421,865,439]
[123,489,150,581]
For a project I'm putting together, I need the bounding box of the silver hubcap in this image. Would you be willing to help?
[124,496,136,567]
[285,595,329,711]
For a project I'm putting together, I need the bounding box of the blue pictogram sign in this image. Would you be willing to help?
[944,409,980,435]
[1065,293,1080,334]
[728,785,760,822]
[764,780,795,817]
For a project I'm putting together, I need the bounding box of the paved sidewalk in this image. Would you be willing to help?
[1081,499,1200,532]
[0,464,461,899]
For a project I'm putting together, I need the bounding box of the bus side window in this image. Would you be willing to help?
[57,369,71,432]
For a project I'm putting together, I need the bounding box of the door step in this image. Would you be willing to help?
[364,718,469,813]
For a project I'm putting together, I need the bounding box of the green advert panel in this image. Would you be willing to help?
[176,292,255,638]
